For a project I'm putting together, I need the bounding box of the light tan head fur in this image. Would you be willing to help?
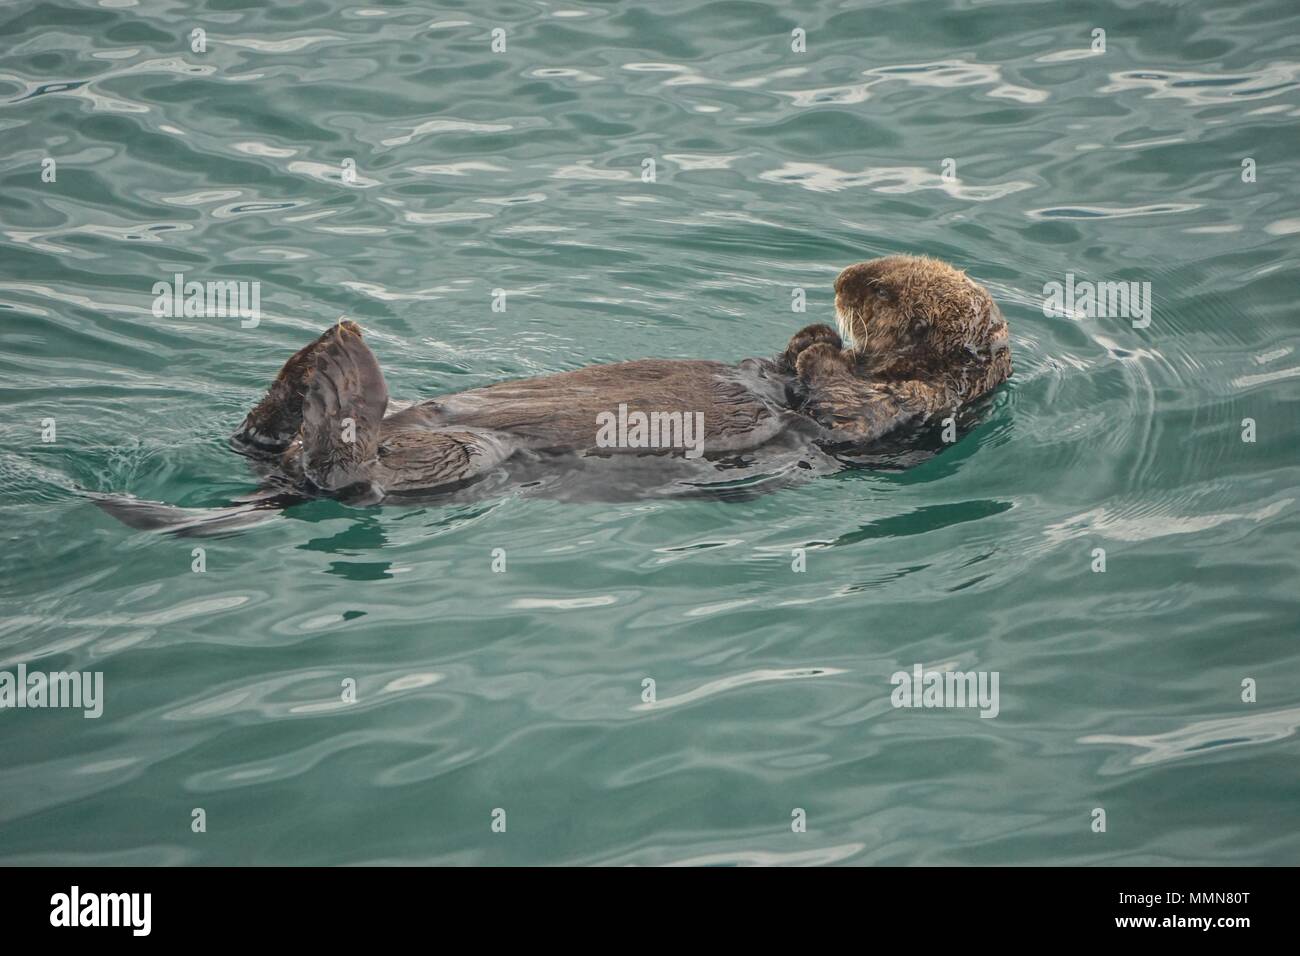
[834,255,1009,366]
[837,254,1008,395]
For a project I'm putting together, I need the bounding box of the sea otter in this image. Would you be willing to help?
[96,255,1011,530]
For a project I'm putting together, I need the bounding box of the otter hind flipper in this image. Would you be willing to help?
[297,321,389,493]
[231,323,344,458]
[375,427,511,494]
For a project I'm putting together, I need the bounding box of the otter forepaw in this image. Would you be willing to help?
[794,341,853,382]
[779,323,843,373]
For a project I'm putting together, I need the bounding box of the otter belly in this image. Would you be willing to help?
[380,358,796,457]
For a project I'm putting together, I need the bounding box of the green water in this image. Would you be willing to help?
[2,0,1298,866]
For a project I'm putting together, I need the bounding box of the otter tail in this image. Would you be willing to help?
[89,489,300,536]
[296,321,389,495]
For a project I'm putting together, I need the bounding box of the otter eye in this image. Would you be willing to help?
[873,285,890,301]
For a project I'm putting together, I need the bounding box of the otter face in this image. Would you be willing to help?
[834,255,1008,363]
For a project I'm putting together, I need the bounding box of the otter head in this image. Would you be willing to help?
[833,255,1010,376]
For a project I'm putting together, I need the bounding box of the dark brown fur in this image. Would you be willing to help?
[229,255,1012,497]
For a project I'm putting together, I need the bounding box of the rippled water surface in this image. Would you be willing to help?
[2,0,1298,865]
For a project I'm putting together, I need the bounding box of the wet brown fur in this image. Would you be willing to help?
[230,255,1012,494]
[789,255,1012,439]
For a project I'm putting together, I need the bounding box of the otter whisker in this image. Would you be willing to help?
[835,305,866,351]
